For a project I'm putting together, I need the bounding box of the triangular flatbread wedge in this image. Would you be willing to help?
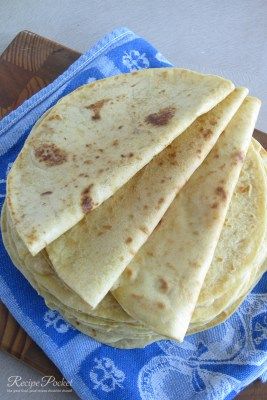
[7,68,234,255]
[46,88,246,307]
[113,96,261,341]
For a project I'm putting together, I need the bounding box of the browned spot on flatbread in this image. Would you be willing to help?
[86,99,110,120]
[238,185,250,193]
[158,278,169,292]
[215,186,227,201]
[156,200,164,211]
[41,191,52,196]
[202,128,213,139]
[34,143,67,166]
[80,184,94,213]
[168,151,176,159]
[103,224,112,230]
[121,152,134,158]
[209,119,217,126]
[211,202,218,209]
[112,139,119,147]
[84,159,92,165]
[232,150,245,164]
[132,293,143,300]
[145,107,176,126]
[26,228,38,244]
[156,301,165,309]
[125,268,133,279]
[48,114,63,121]
[125,237,133,244]
[139,225,149,235]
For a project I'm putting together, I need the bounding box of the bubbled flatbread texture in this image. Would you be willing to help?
[7,68,234,255]
[46,88,246,307]
[113,97,261,341]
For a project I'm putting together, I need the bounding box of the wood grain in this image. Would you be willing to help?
[0,30,79,118]
[0,30,79,380]
[0,30,266,399]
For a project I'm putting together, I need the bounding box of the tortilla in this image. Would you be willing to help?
[189,259,267,335]
[1,134,265,346]
[191,141,267,326]
[7,68,234,255]
[188,141,267,333]
[2,205,160,347]
[113,96,261,341]
[46,88,247,307]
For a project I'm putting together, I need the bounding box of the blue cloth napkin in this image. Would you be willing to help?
[0,27,266,400]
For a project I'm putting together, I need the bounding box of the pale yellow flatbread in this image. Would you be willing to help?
[7,68,234,255]
[113,97,261,341]
[46,88,246,307]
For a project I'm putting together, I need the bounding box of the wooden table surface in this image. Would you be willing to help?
[0,31,266,400]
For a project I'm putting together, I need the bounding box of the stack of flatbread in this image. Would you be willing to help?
[1,68,266,348]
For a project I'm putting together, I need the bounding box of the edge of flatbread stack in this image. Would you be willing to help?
[1,68,266,349]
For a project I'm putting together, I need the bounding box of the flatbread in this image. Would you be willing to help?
[113,96,261,341]
[2,206,160,347]
[7,68,234,255]
[2,134,265,346]
[191,141,267,325]
[188,141,267,333]
[46,88,246,307]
